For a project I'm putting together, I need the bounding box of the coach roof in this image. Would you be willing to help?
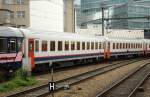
[0,27,23,38]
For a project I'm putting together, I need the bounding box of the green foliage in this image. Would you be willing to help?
[0,68,38,93]
[15,68,28,80]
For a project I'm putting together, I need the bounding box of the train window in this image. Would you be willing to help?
[116,43,118,49]
[18,38,23,51]
[65,41,69,51]
[0,38,7,53]
[87,42,90,50]
[50,41,55,51]
[82,42,85,50]
[91,42,94,50]
[35,40,39,52]
[42,41,47,51]
[129,43,130,48]
[120,43,122,49]
[113,43,115,49]
[77,42,80,50]
[135,44,136,48]
[71,41,75,50]
[9,39,16,52]
[58,41,63,51]
[139,44,141,48]
[99,42,102,49]
[95,42,98,50]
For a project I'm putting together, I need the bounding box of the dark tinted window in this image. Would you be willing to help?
[87,42,90,50]
[35,40,39,52]
[0,38,7,53]
[42,41,47,51]
[91,42,94,50]
[71,41,75,50]
[65,41,69,51]
[9,39,16,52]
[82,42,85,50]
[58,41,62,51]
[77,42,80,50]
[50,41,55,51]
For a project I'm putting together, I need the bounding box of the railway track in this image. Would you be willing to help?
[95,59,150,97]
[6,58,147,97]
[128,72,150,97]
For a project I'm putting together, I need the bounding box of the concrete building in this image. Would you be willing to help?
[0,0,75,32]
[30,0,64,32]
[30,0,75,32]
[0,0,30,27]
[64,0,75,32]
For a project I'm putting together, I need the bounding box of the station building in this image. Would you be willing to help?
[0,0,75,32]
[0,0,30,27]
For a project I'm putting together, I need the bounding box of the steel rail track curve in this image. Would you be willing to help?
[128,72,150,97]
[6,58,147,97]
[95,60,150,97]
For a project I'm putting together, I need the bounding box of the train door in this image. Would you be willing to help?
[28,39,35,69]
[107,42,111,59]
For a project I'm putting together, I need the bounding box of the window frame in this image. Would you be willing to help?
[58,41,63,51]
[77,42,80,50]
[71,41,75,51]
[0,38,8,53]
[42,40,48,52]
[35,40,39,52]
[65,41,69,51]
[50,41,55,51]
[82,42,85,50]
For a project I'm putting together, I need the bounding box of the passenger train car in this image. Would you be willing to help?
[0,27,23,72]
[0,27,149,73]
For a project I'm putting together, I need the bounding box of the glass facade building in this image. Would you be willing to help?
[110,1,150,29]
[81,0,131,15]
[81,0,150,29]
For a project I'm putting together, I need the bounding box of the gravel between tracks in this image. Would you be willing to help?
[50,59,150,97]
[134,74,150,97]
[0,61,121,97]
